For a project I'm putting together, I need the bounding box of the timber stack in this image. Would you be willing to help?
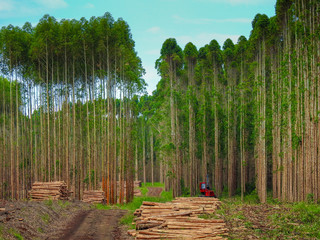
[29,181,69,201]
[128,197,228,239]
[82,190,106,204]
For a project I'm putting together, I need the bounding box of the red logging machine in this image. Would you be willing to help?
[199,175,216,197]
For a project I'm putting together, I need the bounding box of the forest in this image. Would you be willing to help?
[1,0,320,205]
[0,12,146,204]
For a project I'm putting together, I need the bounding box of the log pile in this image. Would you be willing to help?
[29,181,69,201]
[128,197,228,239]
[82,190,106,204]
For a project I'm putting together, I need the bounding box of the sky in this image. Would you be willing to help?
[0,0,276,94]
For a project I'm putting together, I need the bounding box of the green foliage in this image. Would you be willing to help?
[180,179,190,197]
[119,213,135,228]
[160,38,183,61]
[41,213,50,224]
[139,185,149,196]
[43,199,53,208]
[8,229,24,240]
[141,182,164,187]
[271,202,320,239]
[57,200,70,209]
[95,188,173,229]
[306,194,314,204]
[0,77,22,113]
[184,42,198,61]
[160,190,173,201]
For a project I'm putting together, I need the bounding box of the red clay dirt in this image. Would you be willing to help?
[147,187,163,197]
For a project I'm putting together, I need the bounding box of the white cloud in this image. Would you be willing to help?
[173,15,251,24]
[0,0,14,11]
[85,3,95,8]
[147,26,161,34]
[33,0,68,9]
[176,33,240,48]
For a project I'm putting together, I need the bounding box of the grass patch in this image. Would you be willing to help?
[219,192,320,239]
[198,213,218,219]
[140,186,148,196]
[139,182,165,196]
[95,204,113,210]
[272,202,320,239]
[9,229,24,240]
[120,213,135,229]
[0,225,4,239]
[57,200,70,209]
[95,186,173,229]
[141,182,164,188]
[41,213,50,224]
[43,199,53,208]
[220,191,260,204]
[37,227,44,233]
[95,194,173,212]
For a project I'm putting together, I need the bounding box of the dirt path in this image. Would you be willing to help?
[48,209,129,240]
[147,187,163,197]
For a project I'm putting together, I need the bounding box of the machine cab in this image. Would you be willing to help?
[199,182,206,193]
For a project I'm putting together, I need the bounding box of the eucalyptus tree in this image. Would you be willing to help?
[250,13,270,203]
[0,12,145,203]
[184,42,198,195]
[206,40,223,197]
[156,38,183,197]
[235,35,249,201]
[223,38,237,197]
[0,25,26,199]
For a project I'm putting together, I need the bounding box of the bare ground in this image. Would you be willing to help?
[147,187,163,197]
[48,209,129,240]
[0,200,132,240]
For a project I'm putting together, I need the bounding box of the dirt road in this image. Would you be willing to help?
[48,209,129,240]
[0,201,132,240]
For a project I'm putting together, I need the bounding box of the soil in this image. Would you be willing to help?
[48,209,129,240]
[218,201,302,239]
[0,200,132,240]
[147,187,163,197]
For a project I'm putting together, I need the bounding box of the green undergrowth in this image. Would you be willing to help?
[0,225,4,240]
[139,182,165,196]
[271,202,320,239]
[217,192,320,239]
[141,182,165,187]
[95,182,172,228]
[57,200,70,209]
[41,213,50,224]
[9,228,24,240]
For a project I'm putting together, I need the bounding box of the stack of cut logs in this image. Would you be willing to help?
[128,197,228,239]
[29,181,69,201]
[82,190,106,204]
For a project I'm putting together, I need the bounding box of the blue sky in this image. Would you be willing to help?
[0,0,276,94]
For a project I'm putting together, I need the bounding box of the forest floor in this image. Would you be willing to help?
[216,196,320,239]
[146,187,163,197]
[0,200,131,240]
